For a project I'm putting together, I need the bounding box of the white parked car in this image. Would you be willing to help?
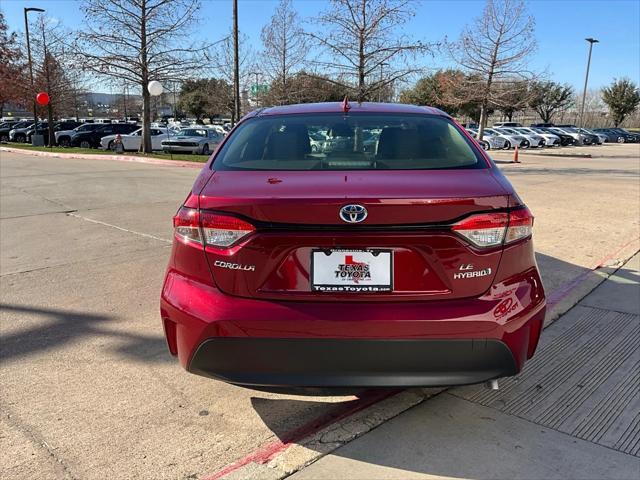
[483,128,529,149]
[466,128,509,150]
[514,127,561,147]
[161,127,224,155]
[100,127,170,151]
[495,127,545,148]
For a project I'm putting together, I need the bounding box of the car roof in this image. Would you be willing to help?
[248,102,450,118]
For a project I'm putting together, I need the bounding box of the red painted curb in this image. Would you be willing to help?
[202,389,402,480]
[0,146,204,169]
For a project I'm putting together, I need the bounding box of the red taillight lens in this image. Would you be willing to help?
[452,212,508,248]
[173,207,255,248]
[173,207,201,245]
[452,208,533,248]
[505,207,534,243]
[200,212,255,247]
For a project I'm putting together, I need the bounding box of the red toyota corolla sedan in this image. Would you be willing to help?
[160,102,546,389]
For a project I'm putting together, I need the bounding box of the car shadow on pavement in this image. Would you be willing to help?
[0,303,172,364]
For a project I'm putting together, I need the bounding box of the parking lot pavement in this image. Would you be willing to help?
[1,144,639,479]
[291,254,640,480]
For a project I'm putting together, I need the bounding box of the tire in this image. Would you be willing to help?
[80,140,91,149]
[58,137,70,147]
[617,136,625,143]
[479,140,490,151]
[0,133,8,142]
[108,141,116,151]
[201,143,210,155]
[15,134,26,143]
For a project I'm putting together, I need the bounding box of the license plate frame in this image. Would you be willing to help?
[311,248,393,293]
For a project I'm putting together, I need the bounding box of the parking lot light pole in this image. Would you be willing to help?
[24,7,45,145]
[577,37,599,145]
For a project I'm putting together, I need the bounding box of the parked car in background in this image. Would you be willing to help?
[602,128,640,143]
[483,127,529,149]
[493,122,523,128]
[555,126,599,145]
[466,128,509,150]
[161,102,546,389]
[530,123,556,128]
[55,123,105,146]
[9,122,40,143]
[161,127,223,155]
[592,128,625,143]
[581,128,608,144]
[26,120,82,145]
[548,127,593,145]
[513,127,561,147]
[535,127,576,146]
[496,127,545,147]
[0,120,30,142]
[70,123,138,148]
[100,127,171,151]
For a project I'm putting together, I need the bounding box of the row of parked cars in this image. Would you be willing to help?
[463,122,640,150]
[0,119,227,155]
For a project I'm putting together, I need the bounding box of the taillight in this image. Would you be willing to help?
[200,212,255,247]
[172,207,255,248]
[452,208,533,248]
[173,207,202,245]
[452,212,508,248]
[505,207,534,243]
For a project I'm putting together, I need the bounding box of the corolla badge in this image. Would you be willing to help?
[339,204,368,223]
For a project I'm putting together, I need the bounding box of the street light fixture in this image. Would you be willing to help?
[24,7,45,146]
[577,37,599,145]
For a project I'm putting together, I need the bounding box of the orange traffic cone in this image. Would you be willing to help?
[513,144,520,163]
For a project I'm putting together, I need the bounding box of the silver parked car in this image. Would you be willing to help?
[161,128,223,155]
[466,128,509,150]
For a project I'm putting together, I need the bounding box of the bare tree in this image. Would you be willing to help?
[0,12,27,118]
[260,0,308,105]
[448,0,536,139]
[308,0,429,102]
[76,0,208,152]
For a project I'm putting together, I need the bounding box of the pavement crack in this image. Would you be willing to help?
[2,406,78,479]
[66,212,171,243]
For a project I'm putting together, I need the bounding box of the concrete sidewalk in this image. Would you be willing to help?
[291,254,640,480]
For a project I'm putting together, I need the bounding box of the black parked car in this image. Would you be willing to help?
[530,123,556,128]
[535,127,576,146]
[0,121,23,142]
[70,123,139,148]
[593,128,625,143]
[26,120,82,145]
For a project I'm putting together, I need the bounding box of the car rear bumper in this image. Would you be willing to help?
[161,264,546,387]
[189,338,518,387]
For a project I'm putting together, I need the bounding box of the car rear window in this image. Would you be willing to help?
[213,113,485,171]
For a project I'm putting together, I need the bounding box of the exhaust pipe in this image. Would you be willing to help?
[485,379,499,390]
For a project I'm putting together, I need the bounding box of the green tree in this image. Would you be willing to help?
[178,78,233,121]
[602,78,640,127]
[529,81,574,123]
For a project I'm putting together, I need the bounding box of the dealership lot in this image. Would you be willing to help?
[1,144,639,479]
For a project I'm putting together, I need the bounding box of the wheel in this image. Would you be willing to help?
[201,143,210,155]
[0,133,8,142]
[522,140,530,149]
[617,136,625,143]
[80,140,91,149]
[58,137,70,147]
[15,134,26,143]
[502,141,511,150]
[479,140,490,151]
[108,140,115,151]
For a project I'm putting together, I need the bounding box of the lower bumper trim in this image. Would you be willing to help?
[188,338,518,388]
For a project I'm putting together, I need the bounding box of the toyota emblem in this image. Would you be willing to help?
[339,204,368,223]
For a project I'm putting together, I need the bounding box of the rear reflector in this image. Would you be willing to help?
[173,207,255,248]
[452,208,533,248]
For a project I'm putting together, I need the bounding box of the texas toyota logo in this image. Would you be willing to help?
[339,204,368,223]
[334,255,371,283]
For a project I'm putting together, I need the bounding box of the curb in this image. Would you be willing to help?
[0,146,204,169]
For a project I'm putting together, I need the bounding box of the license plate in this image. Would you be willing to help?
[311,249,393,293]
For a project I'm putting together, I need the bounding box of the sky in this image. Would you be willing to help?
[2,0,639,93]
